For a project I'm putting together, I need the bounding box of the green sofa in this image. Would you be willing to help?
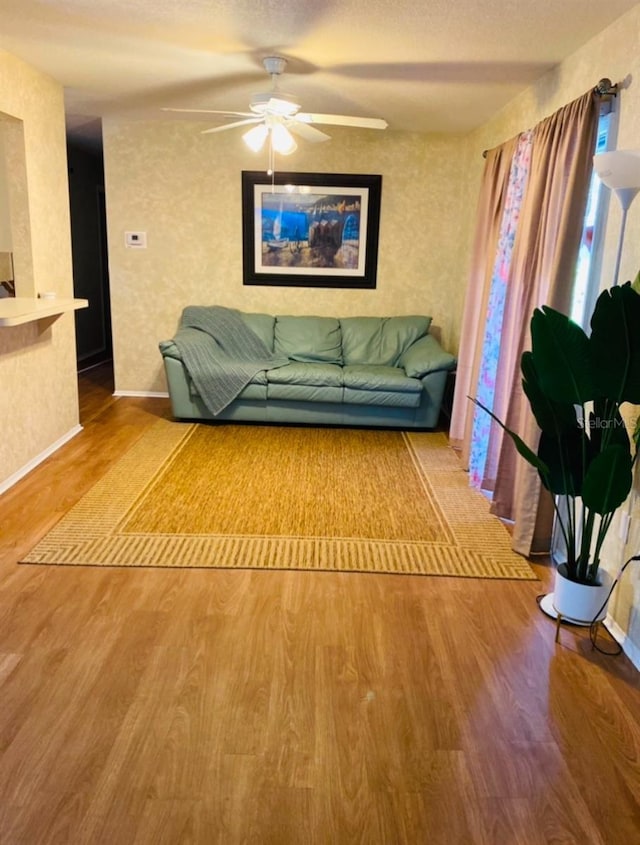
[159,309,456,429]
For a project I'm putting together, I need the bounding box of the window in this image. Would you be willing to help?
[570,109,615,328]
[552,106,615,563]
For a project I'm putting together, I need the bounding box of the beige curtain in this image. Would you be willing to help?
[449,135,519,461]
[491,90,600,555]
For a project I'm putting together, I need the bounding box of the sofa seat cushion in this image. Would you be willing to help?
[266,362,343,387]
[190,370,268,399]
[342,365,422,409]
[342,365,422,393]
[274,315,342,363]
[267,383,343,403]
[343,387,421,408]
[340,316,432,366]
[236,383,268,401]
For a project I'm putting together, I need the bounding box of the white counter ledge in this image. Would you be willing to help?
[0,297,89,327]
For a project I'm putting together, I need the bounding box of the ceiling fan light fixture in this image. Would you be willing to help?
[170,52,386,166]
[270,123,297,155]
[242,123,269,152]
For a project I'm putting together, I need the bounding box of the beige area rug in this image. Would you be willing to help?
[21,420,537,580]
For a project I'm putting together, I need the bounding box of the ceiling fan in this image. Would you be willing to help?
[162,56,388,156]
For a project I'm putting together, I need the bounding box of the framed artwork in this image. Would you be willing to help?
[241,171,382,288]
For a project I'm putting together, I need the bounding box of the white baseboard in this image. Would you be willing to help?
[0,424,83,495]
[605,615,640,670]
[113,390,169,398]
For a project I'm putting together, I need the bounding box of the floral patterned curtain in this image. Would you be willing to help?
[469,131,533,491]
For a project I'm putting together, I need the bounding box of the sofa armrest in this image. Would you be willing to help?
[159,327,205,361]
[399,334,456,378]
[159,339,182,360]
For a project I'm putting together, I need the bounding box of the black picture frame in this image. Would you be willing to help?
[241,171,382,288]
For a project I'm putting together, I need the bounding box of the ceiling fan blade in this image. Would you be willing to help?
[287,121,331,143]
[296,113,388,130]
[162,107,255,118]
[201,117,263,135]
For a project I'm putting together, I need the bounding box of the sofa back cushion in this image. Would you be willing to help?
[340,316,432,366]
[274,315,343,364]
[239,311,276,351]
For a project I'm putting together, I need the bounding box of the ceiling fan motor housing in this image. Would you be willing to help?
[262,56,287,76]
[251,57,299,115]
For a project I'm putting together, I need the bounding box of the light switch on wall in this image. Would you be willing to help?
[125,231,147,248]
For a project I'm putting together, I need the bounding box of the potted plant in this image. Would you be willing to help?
[472,281,640,622]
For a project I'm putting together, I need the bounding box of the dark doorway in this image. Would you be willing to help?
[67,142,113,370]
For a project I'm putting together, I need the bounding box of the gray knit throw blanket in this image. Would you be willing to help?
[172,306,288,416]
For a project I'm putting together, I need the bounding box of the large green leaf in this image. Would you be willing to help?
[588,399,631,454]
[537,427,587,495]
[468,396,550,480]
[590,283,640,404]
[530,306,594,404]
[581,444,633,515]
[521,351,578,434]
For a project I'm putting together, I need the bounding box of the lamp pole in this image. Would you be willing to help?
[613,204,628,287]
[612,185,640,286]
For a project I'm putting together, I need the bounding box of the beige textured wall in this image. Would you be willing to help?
[459,4,640,660]
[103,121,467,394]
[0,50,78,487]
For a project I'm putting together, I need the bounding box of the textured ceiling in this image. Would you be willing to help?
[0,0,636,147]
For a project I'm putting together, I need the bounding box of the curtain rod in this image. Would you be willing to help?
[481,78,618,158]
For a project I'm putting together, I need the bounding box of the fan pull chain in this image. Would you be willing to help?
[268,134,276,186]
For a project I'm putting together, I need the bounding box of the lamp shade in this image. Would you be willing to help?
[593,149,640,285]
[270,123,297,155]
[242,123,269,152]
[593,150,640,210]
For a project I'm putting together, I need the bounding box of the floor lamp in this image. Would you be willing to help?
[539,151,640,625]
[593,150,640,285]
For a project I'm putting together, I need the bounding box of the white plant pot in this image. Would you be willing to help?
[552,563,613,625]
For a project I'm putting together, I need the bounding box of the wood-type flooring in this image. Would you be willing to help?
[0,363,639,844]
